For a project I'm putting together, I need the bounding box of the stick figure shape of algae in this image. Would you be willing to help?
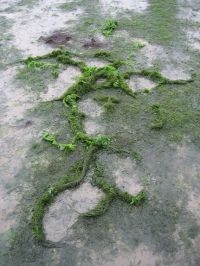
[28,48,192,244]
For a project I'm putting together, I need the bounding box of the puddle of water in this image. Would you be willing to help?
[3,0,83,56]
[40,67,81,101]
[128,76,156,91]
[44,182,104,242]
[100,0,149,14]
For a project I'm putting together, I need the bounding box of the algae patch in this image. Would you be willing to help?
[28,48,149,243]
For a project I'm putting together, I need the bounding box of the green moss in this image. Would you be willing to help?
[28,45,194,243]
[75,132,111,148]
[130,191,146,206]
[32,179,81,241]
[93,50,115,63]
[150,103,165,129]
[168,132,183,142]
[94,95,120,112]
[144,89,150,94]
[42,132,76,152]
[150,100,192,131]
[86,165,146,216]
[132,40,145,49]
[83,194,114,217]
[16,67,52,92]
[119,0,180,46]
[94,95,120,104]
[133,150,143,163]
[93,175,116,197]
[32,153,93,242]
[102,19,118,36]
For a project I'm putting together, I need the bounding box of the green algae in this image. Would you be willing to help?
[3,1,198,256]
[27,48,150,243]
[101,19,118,36]
[4,0,200,264]
[118,0,180,46]
[27,46,196,244]
[94,95,120,112]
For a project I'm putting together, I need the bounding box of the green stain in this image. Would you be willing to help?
[119,0,181,46]
[148,0,179,44]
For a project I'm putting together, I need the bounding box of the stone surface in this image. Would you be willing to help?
[44,182,104,242]
[161,65,191,81]
[98,153,144,196]
[100,0,149,14]
[128,76,156,91]
[78,98,105,135]
[40,67,81,101]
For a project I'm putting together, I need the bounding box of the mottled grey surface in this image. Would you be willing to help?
[0,0,200,265]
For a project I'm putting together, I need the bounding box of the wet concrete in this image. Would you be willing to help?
[1,0,83,56]
[44,182,104,242]
[101,0,149,14]
[97,153,144,196]
[86,59,108,68]
[0,65,38,239]
[0,67,35,124]
[185,28,200,51]
[1,0,200,265]
[128,76,156,91]
[103,242,163,266]
[78,98,105,135]
[40,67,81,101]
[78,98,103,118]
[0,185,20,234]
[161,65,191,81]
